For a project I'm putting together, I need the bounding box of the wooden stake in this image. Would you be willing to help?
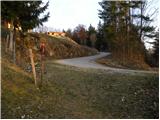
[13,38,16,64]
[9,31,13,52]
[13,29,16,64]
[29,49,38,88]
[40,54,45,86]
[5,34,9,53]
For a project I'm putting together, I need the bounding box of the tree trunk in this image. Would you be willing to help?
[140,2,143,40]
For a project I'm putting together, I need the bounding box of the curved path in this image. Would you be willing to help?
[55,52,157,74]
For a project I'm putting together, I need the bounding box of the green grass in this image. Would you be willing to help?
[1,60,159,119]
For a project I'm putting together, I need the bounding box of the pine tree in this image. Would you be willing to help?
[98,0,155,68]
[147,30,159,67]
[98,1,118,53]
[95,21,107,51]
[153,31,159,66]
[2,1,50,31]
[87,24,96,48]
[1,1,50,64]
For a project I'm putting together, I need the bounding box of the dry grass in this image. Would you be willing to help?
[27,33,98,59]
[1,30,98,74]
[1,59,159,119]
[96,54,158,71]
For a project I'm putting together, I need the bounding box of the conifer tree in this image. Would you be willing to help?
[87,24,96,48]
[2,1,50,31]
[95,21,107,51]
[98,0,156,68]
[1,1,50,64]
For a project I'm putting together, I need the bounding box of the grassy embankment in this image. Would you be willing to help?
[1,28,98,74]
[96,54,158,71]
[1,26,98,60]
[2,59,158,119]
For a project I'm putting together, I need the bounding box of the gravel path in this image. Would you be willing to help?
[55,52,157,74]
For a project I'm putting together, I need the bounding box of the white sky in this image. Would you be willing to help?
[41,0,159,49]
[42,0,102,31]
[42,0,159,32]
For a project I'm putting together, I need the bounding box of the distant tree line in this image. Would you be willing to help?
[64,23,108,51]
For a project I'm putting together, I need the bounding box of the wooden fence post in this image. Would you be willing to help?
[5,34,9,53]
[9,31,13,52]
[29,48,38,88]
[13,29,16,64]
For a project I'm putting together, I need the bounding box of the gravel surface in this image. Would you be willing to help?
[55,52,157,74]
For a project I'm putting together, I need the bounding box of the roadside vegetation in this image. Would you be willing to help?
[96,54,159,71]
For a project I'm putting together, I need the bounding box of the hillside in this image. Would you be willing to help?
[27,33,98,59]
[1,27,98,72]
[96,55,158,71]
[1,26,98,60]
[1,58,158,119]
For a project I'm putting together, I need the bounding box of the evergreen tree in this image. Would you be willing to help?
[87,24,96,48]
[1,1,50,64]
[95,21,107,51]
[98,1,118,52]
[153,31,159,66]
[2,1,50,31]
[98,0,156,68]
[147,30,159,67]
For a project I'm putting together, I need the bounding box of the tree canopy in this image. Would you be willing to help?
[1,1,50,31]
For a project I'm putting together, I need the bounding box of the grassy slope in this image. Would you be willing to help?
[1,26,98,60]
[96,55,158,71]
[23,33,98,59]
[2,59,159,119]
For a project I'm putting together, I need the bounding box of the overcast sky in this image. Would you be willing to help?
[42,0,102,31]
[42,0,159,32]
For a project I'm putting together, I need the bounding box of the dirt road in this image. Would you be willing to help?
[55,52,157,74]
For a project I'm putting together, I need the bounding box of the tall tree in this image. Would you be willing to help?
[87,24,97,48]
[2,1,50,31]
[95,21,107,51]
[1,1,50,64]
[98,1,117,52]
[152,31,159,66]
[147,30,159,67]
[98,0,156,68]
